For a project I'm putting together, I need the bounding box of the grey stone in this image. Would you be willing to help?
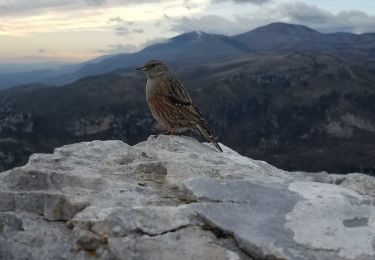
[14,192,45,215]
[331,173,375,199]
[73,205,194,238]
[44,193,89,221]
[0,135,374,260]
[0,212,77,260]
[3,168,50,191]
[0,191,15,211]
[107,226,244,260]
[182,177,282,203]
[184,178,300,259]
[285,182,375,260]
[0,212,23,233]
[74,228,102,251]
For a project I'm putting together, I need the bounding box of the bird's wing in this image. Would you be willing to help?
[164,72,222,152]
[167,93,192,107]
[165,73,205,120]
[165,73,192,104]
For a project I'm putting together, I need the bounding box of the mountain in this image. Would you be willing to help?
[39,31,251,86]
[3,22,375,89]
[49,23,375,86]
[42,22,375,87]
[0,69,58,89]
[0,63,82,90]
[0,56,118,90]
[234,22,324,51]
[235,22,375,54]
[0,61,74,74]
[0,51,375,174]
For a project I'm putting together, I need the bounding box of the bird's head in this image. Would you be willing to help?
[136,60,169,79]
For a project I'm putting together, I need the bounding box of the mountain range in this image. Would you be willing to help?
[0,22,374,174]
[2,22,375,90]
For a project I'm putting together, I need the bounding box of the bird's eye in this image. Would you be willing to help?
[151,64,156,68]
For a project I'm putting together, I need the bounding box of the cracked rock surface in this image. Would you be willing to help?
[0,135,374,260]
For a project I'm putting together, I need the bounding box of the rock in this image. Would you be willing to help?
[44,193,89,221]
[108,226,244,260]
[74,228,102,251]
[0,212,23,233]
[0,212,76,260]
[286,182,375,260]
[91,205,194,237]
[0,135,374,260]
[330,173,375,198]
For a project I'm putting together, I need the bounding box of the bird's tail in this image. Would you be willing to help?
[195,124,223,152]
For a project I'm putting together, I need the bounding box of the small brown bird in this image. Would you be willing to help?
[137,60,223,152]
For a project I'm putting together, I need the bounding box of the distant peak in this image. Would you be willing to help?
[171,31,209,42]
[195,31,204,39]
[254,22,320,34]
[191,30,206,35]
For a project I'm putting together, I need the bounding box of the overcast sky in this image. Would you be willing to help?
[1,0,375,63]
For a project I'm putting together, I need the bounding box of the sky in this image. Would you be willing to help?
[0,0,375,64]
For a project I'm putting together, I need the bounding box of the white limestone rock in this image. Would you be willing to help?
[0,135,374,260]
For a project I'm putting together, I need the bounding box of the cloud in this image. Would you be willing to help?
[171,2,375,36]
[97,44,138,54]
[115,25,145,36]
[172,14,272,35]
[115,27,130,36]
[279,2,375,33]
[212,0,270,5]
[0,0,199,36]
[0,0,160,16]
[172,15,237,35]
[84,0,106,6]
[0,0,77,16]
[107,16,123,24]
[132,29,144,34]
[3,0,375,63]
[279,2,331,24]
[142,37,169,47]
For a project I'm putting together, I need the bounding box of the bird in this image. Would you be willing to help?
[136,60,223,152]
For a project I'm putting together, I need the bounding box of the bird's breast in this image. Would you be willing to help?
[146,79,156,102]
[146,78,166,102]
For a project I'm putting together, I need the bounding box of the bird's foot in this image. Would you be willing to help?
[160,128,179,135]
[161,130,176,135]
[157,127,186,137]
[157,130,175,136]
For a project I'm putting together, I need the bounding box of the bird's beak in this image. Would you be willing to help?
[136,66,146,71]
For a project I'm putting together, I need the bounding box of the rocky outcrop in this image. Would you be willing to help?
[0,135,374,260]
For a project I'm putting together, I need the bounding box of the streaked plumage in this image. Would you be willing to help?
[137,60,223,152]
